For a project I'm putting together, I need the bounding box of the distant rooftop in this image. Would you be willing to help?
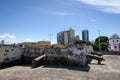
[110,34,120,39]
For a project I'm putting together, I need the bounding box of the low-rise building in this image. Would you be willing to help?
[109,34,120,52]
[75,35,80,41]
[38,41,51,45]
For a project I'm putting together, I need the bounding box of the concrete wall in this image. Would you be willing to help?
[0,45,22,63]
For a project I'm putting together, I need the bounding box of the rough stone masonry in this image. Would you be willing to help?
[22,44,93,67]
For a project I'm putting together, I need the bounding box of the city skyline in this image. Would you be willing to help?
[0,0,120,44]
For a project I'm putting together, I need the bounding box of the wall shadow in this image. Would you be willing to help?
[90,63,106,65]
[0,63,90,72]
[0,63,32,70]
[41,64,90,72]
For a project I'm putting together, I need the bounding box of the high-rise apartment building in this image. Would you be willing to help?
[57,28,75,45]
[57,31,64,44]
[82,30,89,41]
[63,31,69,45]
[69,28,75,44]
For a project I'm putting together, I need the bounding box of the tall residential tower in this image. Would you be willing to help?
[82,30,89,41]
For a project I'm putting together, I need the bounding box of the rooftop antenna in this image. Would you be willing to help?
[48,34,53,44]
[98,30,101,51]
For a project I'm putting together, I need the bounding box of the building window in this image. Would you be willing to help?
[117,40,119,42]
[5,50,9,52]
[11,49,14,51]
[114,46,117,48]
[113,40,114,42]
[4,53,7,56]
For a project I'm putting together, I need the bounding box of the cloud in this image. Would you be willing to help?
[75,0,120,14]
[19,38,32,43]
[23,38,32,42]
[45,10,74,16]
[51,11,73,16]
[0,34,16,39]
[0,34,16,44]
[0,34,33,44]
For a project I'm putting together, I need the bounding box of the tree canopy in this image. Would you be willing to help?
[94,36,109,51]
[95,36,109,45]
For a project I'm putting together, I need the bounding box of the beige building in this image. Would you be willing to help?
[38,41,51,45]
[69,28,75,44]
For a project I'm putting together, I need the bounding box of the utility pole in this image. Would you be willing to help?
[48,34,53,44]
[98,30,101,51]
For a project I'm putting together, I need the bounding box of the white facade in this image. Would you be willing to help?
[0,45,22,63]
[109,34,120,52]
[109,39,120,52]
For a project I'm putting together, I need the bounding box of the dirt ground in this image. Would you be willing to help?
[0,55,120,80]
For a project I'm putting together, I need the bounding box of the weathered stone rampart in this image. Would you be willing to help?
[23,44,93,67]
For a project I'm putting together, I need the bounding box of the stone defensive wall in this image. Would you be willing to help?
[22,44,93,67]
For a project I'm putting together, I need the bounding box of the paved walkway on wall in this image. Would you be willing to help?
[0,55,120,80]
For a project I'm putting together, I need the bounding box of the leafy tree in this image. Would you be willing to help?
[100,42,109,51]
[94,36,109,51]
[93,44,99,51]
[95,36,109,45]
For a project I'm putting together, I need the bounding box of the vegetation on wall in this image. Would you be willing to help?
[74,40,93,45]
